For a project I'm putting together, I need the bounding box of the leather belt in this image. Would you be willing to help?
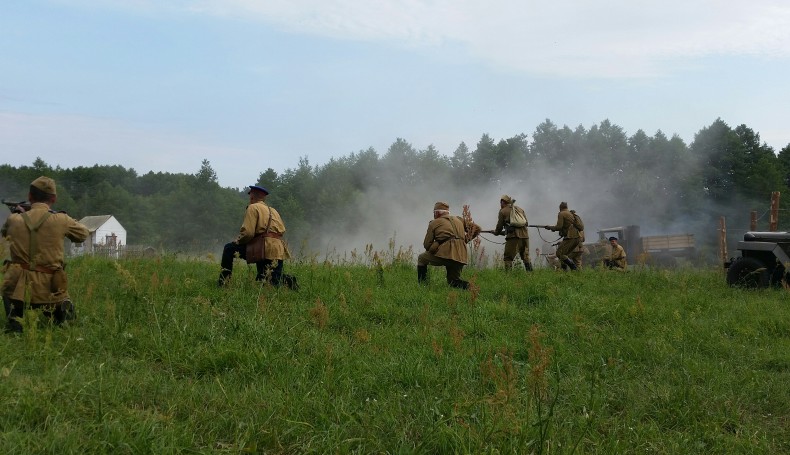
[14,262,56,274]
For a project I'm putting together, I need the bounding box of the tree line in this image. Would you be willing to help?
[2,118,789,257]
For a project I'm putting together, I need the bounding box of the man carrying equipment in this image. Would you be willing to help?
[544,201,582,271]
[492,195,532,272]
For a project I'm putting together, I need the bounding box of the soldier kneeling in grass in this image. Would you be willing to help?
[604,236,627,270]
[417,201,480,289]
[2,176,89,333]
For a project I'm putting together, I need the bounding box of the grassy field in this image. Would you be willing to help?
[1,253,789,454]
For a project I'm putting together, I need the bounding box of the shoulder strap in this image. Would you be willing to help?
[21,211,52,271]
[450,216,464,240]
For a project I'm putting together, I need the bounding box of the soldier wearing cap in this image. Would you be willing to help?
[417,201,480,289]
[2,176,89,332]
[604,236,627,270]
[544,201,582,270]
[218,184,297,289]
[492,194,533,272]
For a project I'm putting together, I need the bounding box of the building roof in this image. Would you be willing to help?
[78,215,116,232]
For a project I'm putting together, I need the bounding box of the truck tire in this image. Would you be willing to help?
[726,257,770,288]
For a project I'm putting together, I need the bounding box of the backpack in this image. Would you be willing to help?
[571,211,584,231]
[509,205,527,228]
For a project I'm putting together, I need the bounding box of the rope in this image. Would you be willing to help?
[478,234,505,245]
[479,227,562,246]
[534,227,561,244]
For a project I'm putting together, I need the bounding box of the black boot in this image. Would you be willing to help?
[450,279,469,290]
[524,262,533,272]
[563,258,578,271]
[4,297,23,333]
[417,266,428,284]
[54,300,76,324]
[282,274,299,291]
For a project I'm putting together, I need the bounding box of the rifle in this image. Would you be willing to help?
[2,200,31,214]
[483,225,552,233]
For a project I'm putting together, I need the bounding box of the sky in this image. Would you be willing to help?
[2,0,790,189]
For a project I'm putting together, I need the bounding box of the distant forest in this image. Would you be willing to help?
[2,118,790,258]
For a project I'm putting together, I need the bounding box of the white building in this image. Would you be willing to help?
[74,215,127,256]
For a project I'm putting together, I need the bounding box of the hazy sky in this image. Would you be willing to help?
[2,0,790,188]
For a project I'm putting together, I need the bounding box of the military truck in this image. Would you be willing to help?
[584,225,696,268]
[725,231,790,288]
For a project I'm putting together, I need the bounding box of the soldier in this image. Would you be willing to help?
[2,176,89,333]
[604,236,627,270]
[218,184,297,289]
[492,195,532,272]
[544,201,582,271]
[417,201,480,289]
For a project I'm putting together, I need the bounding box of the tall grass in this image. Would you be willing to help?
[1,254,789,453]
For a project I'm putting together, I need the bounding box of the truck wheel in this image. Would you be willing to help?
[726,257,770,288]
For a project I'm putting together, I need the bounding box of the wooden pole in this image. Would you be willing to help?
[770,192,780,232]
[750,210,757,231]
[719,216,727,265]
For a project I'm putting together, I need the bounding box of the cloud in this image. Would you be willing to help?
[179,0,790,77]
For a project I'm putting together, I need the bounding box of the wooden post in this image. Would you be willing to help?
[719,216,727,265]
[770,192,780,232]
[750,210,757,231]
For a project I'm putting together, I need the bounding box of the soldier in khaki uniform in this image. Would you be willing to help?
[604,236,627,270]
[2,176,89,332]
[493,195,532,272]
[417,201,480,289]
[219,184,297,289]
[544,201,582,270]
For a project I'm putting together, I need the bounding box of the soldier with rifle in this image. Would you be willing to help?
[604,236,627,270]
[541,201,583,271]
[2,176,89,333]
[486,195,532,272]
[3,200,32,214]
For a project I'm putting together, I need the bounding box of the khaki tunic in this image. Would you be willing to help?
[236,201,288,260]
[494,205,529,239]
[548,209,581,262]
[548,209,581,239]
[610,244,627,269]
[2,203,89,303]
[422,215,469,264]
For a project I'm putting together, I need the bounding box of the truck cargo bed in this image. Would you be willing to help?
[642,234,695,251]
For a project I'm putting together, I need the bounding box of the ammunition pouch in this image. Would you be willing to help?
[246,235,266,264]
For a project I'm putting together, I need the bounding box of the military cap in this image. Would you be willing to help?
[433,201,449,211]
[247,185,269,195]
[31,176,57,196]
[500,194,513,203]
